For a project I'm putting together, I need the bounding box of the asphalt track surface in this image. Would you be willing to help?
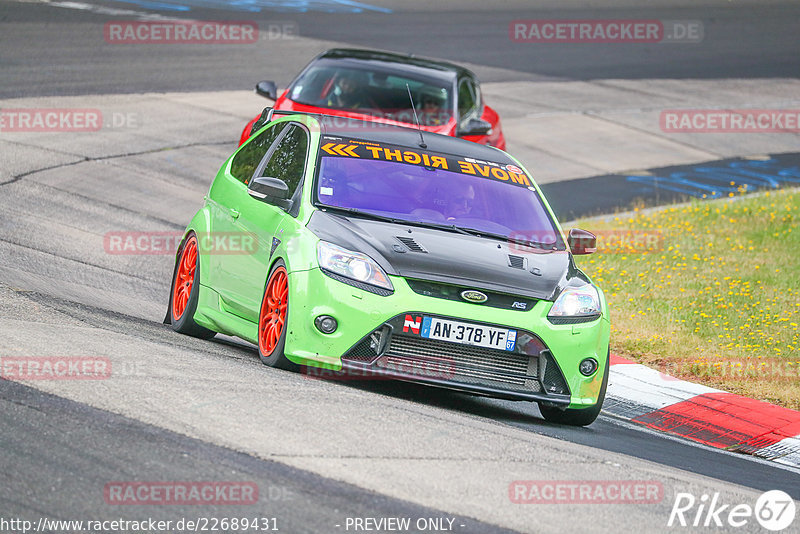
[0,379,517,534]
[3,0,800,98]
[542,152,800,220]
[1,1,799,533]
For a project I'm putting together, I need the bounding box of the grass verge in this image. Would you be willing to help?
[573,187,800,410]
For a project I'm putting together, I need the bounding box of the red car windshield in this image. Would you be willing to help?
[314,137,562,248]
[288,65,453,127]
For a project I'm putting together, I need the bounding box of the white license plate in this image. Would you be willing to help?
[420,317,516,351]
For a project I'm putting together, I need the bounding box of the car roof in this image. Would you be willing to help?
[313,116,514,164]
[312,48,473,84]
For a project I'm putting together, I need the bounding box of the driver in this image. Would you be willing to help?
[443,183,475,220]
[327,71,370,109]
[419,91,447,126]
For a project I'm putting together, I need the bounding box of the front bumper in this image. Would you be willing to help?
[285,268,610,409]
[338,313,571,405]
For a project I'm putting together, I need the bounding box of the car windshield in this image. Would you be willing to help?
[314,137,563,248]
[289,63,453,126]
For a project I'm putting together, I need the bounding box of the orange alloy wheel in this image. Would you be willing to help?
[172,236,198,321]
[260,267,288,355]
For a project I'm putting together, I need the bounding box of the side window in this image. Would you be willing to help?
[259,124,309,197]
[457,78,478,124]
[230,123,285,184]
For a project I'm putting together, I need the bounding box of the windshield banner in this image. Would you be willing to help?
[319,135,531,187]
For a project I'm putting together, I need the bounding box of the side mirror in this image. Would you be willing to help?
[567,228,597,255]
[255,80,278,100]
[248,177,292,210]
[457,117,492,136]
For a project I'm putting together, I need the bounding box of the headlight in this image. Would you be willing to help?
[548,284,601,320]
[317,241,393,291]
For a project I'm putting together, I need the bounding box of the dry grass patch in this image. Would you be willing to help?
[573,187,800,410]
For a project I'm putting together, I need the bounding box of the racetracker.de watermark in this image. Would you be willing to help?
[0,357,111,380]
[104,231,259,255]
[510,20,703,43]
[302,357,457,382]
[660,109,800,133]
[657,359,800,383]
[104,20,297,44]
[0,109,101,132]
[0,109,140,132]
[508,229,664,254]
[104,482,258,505]
[286,111,454,132]
[593,229,664,254]
[509,480,664,504]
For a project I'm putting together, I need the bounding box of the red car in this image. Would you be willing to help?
[239,48,505,149]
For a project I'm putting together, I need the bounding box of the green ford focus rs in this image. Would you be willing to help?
[168,109,610,425]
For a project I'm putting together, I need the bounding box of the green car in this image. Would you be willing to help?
[168,110,610,425]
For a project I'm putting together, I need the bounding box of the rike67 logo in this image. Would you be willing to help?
[668,490,796,531]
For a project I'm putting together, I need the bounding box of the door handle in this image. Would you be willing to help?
[229,208,240,220]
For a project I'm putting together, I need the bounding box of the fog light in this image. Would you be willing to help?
[314,315,338,334]
[579,358,598,376]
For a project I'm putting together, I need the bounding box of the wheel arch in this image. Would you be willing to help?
[181,207,213,286]
[262,254,288,296]
[163,207,213,324]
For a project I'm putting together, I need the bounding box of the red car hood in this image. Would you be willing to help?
[239,91,457,145]
[275,96,456,134]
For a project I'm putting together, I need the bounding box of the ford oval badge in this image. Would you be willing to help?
[461,290,488,304]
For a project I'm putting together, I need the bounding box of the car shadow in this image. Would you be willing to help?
[204,334,591,432]
[308,373,557,427]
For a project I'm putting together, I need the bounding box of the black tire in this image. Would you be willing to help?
[257,259,298,371]
[168,232,216,339]
[538,350,609,426]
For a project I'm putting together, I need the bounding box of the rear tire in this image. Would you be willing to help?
[169,233,216,339]
[538,350,609,426]
[258,260,298,371]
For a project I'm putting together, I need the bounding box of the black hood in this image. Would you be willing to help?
[307,210,572,300]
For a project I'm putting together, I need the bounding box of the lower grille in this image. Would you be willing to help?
[388,335,530,375]
[344,337,377,362]
[376,335,541,392]
[340,313,571,397]
[540,350,569,395]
